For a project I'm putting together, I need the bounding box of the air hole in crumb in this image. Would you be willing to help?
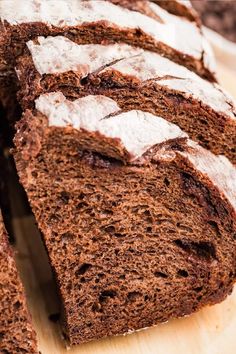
[99,290,117,303]
[61,232,74,241]
[143,210,151,216]
[193,286,203,293]
[49,214,59,222]
[85,184,95,190]
[127,291,142,301]
[77,201,88,209]
[102,209,113,216]
[207,221,220,236]
[77,263,92,275]
[219,282,224,289]
[66,283,72,291]
[164,177,170,186]
[31,171,38,178]
[177,269,189,278]
[98,273,105,279]
[104,225,115,234]
[78,193,85,200]
[119,274,126,280]
[174,239,216,260]
[60,191,70,203]
[199,119,208,126]
[197,134,204,141]
[146,227,152,233]
[154,271,168,278]
[114,233,124,238]
[13,301,20,310]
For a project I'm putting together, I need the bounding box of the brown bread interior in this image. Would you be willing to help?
[13,112,236,345]
[0,215,38,353]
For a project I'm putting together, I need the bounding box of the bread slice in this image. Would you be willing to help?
[0,0,215,81]
[16,37,236,164]
[0,212,38,353]
[13,92,236,345]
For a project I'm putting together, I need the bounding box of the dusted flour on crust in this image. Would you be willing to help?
[16,37,236,164]
[35,92,188,161]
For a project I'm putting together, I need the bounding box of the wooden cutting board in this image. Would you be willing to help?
[13,59,236,354]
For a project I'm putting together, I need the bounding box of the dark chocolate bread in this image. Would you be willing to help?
[13,92,236,345]
[0,0,215,81]
[16,37,236,164]
[0,212,38,353]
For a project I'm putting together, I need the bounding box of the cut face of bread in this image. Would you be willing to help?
[16,37,236,164]
[0,212,38,353]
[13,93,236,345]
[0,0,215,81]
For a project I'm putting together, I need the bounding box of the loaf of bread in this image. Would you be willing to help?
[0,211,37,353]
[13,92,236,345]
[0,0,235,348]
[16,36,236,164]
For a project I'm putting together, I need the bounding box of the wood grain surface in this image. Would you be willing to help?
[13,58,236,354]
